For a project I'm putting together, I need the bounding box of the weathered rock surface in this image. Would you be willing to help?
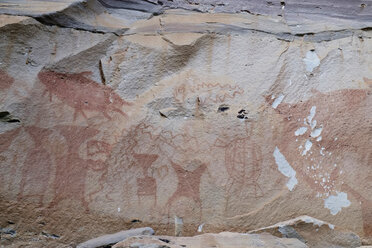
[113,232,308,248]
[250,215,361,248]
[0,0,371,246]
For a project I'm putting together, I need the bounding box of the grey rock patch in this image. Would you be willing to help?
[77,227,155,248]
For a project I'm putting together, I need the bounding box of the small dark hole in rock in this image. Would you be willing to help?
[218,105,229,112]
[7,119,20,123]
[0,111,10,118]
[131,219,142,223]
[238,109,245,114]
[159,238,170,243]
[280,1,285,6]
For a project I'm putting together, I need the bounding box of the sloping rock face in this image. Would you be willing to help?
[250,215,361,248]
[0,0,371,246]
[113,232,308,248]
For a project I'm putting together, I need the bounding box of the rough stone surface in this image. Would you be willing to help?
[113,232,308,248]
[77,227,154,248]
[0,0,371,246]
[250,215,362,248]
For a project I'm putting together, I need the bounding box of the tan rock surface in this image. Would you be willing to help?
[0,0,371,246]
[113,232,308,248]
[249,215,361,248]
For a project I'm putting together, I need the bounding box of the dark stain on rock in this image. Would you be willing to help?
[218,105,229,112]
[237,109,249,119]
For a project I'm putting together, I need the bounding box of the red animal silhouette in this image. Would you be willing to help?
[48,125,107,212]
[18,127,52,206]
[38,71,131,120]
[133,153,159,205]
[0,70,14,90]
[166,161,207,209]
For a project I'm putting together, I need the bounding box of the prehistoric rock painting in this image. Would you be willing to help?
[215,136,263,197]
[133,153,159,205]
[48,125,108,212]
[212,122,268,216]
[38,71,131,120]
[173,77,244,105]
[18,127,53,206]
[0,70,14,90]
[107,121,210,220]
[166,161,207,210]
[267,87,371,213]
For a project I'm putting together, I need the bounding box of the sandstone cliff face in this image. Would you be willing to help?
[0,0,371,246]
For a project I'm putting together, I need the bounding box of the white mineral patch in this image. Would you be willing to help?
[302,140,313,156]
[295,127,308,136]
[303,50,320,72]
[324,192,351,215]
[273,147,298,191]
[197,223,205,232]
[311,120,317,130]
[311,127,323,138]
[302,216,334,230]
[316,136,322,142]
[272,93,284,109]
[307,106,316,124]
[320,147,325,156]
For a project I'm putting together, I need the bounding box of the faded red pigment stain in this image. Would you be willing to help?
[0,128,20,152]
[18,127,52,206]
[0,128,21,188]
[266,88,371,190]
[38,71,131,120]
[0,70,14,90]
[48,125,108,212]
[133,153,159,205]
[266,88,371,230]
[342,183,372,237]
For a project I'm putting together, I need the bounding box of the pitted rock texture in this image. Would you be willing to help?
[0,0,371,246]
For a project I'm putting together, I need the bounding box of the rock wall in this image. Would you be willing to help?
[0,0,371,245]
